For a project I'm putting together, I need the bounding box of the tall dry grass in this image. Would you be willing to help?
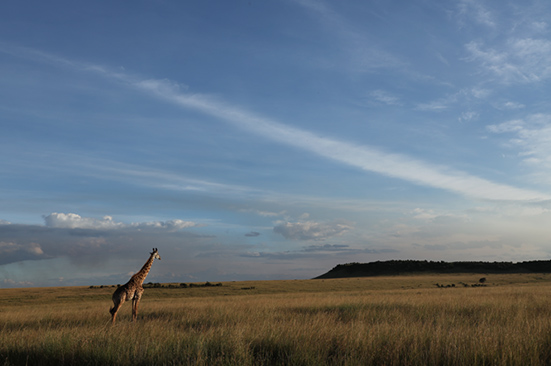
[2,277,551,365]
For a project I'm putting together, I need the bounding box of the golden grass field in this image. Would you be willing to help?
[3,273,551,365]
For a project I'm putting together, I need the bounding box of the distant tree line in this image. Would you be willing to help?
[314,260,551,279]
[143,281,222,289]
[89,281,222,289]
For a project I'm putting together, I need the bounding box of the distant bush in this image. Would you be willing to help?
[436,282,488,288]
[188,282,222,288]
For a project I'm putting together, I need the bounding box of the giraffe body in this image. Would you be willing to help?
[110,248,161,324]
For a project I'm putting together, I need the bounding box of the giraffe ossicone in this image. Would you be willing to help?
[109,248,161,324]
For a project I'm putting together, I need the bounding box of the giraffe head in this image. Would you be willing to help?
[151,248,161,260]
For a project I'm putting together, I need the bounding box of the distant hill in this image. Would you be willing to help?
[314,260,551,279]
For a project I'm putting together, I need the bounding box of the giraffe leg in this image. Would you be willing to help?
[110,298,124,324]
[132,298,140,322]
[132,289,144,322]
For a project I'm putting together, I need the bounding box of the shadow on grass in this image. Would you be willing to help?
[1,349,114,366]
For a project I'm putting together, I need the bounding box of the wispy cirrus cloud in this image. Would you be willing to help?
[487,114,551,182]
[134,79,549,202]
[369,90,401,106]
[273,220,353,241]
[457,0,496,28]
[465,38,551,83]
[242,243,396,260]
[292,0,404,72]
[3,44,549,202]
[415,100,450,111]
[499,101,525,110]
[415,88,488,113]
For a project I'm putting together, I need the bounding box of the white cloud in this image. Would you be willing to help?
[459,111,479,122]
[465,41,522,82]
[487,120,524,133]
[530,21,548,33]
[415,97,454,111]
[44,213,124,229]
[412,208,438,220]
[93,160,264,198]
[239,208,286,217]
[510,38,551,81]
[132,219,198,232]
[470,87,491,99]
[417,88,487,114]
[500,101,525,110]
[26,242,44,255]
[411,208,470,224]
[273,220,353,241]
[44,213,198,232]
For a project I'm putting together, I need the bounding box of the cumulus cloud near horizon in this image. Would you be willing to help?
[43,212,199,232]
[0,214,209,269]
[0,241,46,265]
[44,213,124,229]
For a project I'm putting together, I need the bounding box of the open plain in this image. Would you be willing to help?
[3,274,551,365]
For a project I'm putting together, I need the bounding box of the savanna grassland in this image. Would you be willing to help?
[3,274,551,365]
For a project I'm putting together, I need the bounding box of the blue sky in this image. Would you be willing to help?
[3,0,551,287]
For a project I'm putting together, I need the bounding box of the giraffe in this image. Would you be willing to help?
[109,248,161,324]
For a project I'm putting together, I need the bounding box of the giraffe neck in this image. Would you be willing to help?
[130,253,155,286]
